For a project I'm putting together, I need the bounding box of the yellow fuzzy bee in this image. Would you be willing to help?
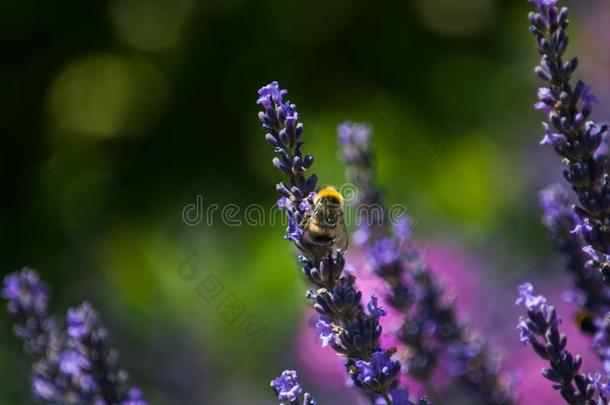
[301,186,349,261]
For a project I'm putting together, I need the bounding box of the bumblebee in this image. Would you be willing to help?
[574,309,598,334]
[300,186,349,262]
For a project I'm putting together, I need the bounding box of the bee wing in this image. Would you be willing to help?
[334,215,349,252]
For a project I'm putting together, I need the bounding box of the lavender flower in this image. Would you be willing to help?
[530,0,558,8]
[314,317,337,348]
[2,268,146,404]
[339,122,514,404]
[353,350,401,395]
[2,268,65,402]
[257,81,316,248]
[375,389,428,405]
[65,302,137,404]
[258,82,420,404]
[367,295,387,320]
[528,0,610,286]
[539,184,610,335]
[271,370,317,405]
[122,388,147,405]
[516,283,609,404]
[594,316,610,379]
[2,268,57,356]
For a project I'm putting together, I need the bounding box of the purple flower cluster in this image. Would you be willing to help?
[258,82,423,404]
[526,1,610,400]
[594,317,610,379]
[353,350,400,396]
[539,184,610,334]
[2,268,146,404]
[339,122,514,404]
[258,82,317,245]
[516,283,609,404]
[2,269,57,356]
[528,0,610,286]
[271,370,317,404]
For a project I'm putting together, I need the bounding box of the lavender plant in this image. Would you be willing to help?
[257,82,426,405]
[527,0,610,285]
[516,283,610,404]
[540,184,610,378]
[527,0,610,389]
[339,122,514,404]
[539,184,610,334]
[2,268,146,405]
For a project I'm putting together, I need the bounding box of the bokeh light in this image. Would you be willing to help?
[47,54,168,139]
[109,0,193,51]
[415,0,497,37]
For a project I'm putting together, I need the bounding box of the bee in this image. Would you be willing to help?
[574,309,598,334]
[300,186,349,262]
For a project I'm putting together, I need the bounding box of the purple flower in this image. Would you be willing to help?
[593,316,610,380]
[535,87,556,112]
[581,85,599,109]
[528,0,610,289]
[59,350,90,376]
[390,389,413,405]
[286,214,304,242]
[353,222,372,246]
[67,302,107,341]
[314,317,336,348]
[367,295,387,319]
[2,268,59,359]
[2,269,147,404]
[515,283,546,311]
[339,120,511,403]
[258,82,318,251]
[64,302,145,403]
[539,184,580,232]
[517,317,534,344]
[355,351,392,384]
[539,123,566,148]
[271,370,303,402]
[529,0,558,9]
[393,216,412,243]
[257,81,288,110]
[32,377,59,400]
[298,193,316,214]
[338,121,372,149]
[259,86,407,402]
[353,350,401,394]
[583,245,610,271]
[370,238,400,267]
[515,283,547,311]
[515,282,608,402]
[2,268,49,316]
[58,350,98,395]
[121,387,147,405]
[277,197,292,210]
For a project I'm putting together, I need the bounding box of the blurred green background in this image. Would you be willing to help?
[1,0,606,403]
